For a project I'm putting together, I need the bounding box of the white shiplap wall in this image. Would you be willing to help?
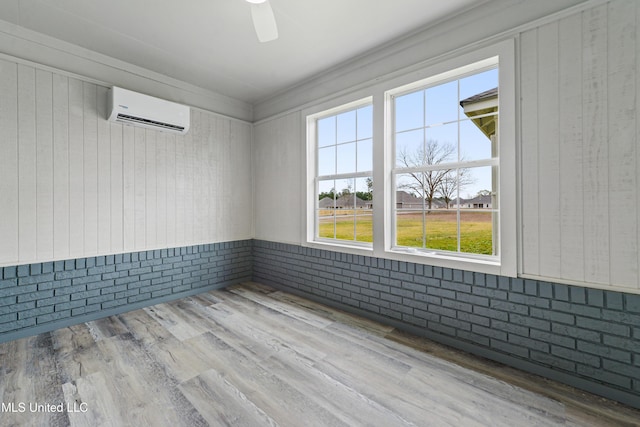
[520,0,639,292]
[0,59,253,267]
[253,111,302,244]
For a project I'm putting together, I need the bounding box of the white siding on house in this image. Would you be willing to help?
[0,59,253,267]
[520,0,640,291]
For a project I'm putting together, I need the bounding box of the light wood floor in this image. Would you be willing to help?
[1,282,639,427]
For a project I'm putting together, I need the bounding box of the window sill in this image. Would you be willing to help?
[385,247,502,276]
[304,239,374,256]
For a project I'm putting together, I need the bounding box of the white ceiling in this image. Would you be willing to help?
[0,0,486,104]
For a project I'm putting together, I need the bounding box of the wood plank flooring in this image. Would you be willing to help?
[1,282,639,426]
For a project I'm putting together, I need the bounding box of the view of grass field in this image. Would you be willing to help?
[319,210,493,255]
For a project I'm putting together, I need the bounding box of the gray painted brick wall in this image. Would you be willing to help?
[252,239,640,410]
[2,238,638,409]
[0,240,252,343]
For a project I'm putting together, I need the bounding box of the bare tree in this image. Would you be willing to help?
[397,139,455,210]
[438,169,475,209]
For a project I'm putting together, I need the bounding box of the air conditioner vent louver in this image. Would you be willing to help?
[107,87,190,135]
[115,113,186,132]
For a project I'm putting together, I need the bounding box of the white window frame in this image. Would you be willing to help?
[382,40,516,276]
[304,40,516,277]
[388,59,500,261]
[306,97,374,251]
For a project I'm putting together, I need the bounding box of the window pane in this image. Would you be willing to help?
[395,90,423,132]
[459,68,498,102]
[395,173,425,248]
[425,122,458,161]
[396,173,427,204]
[460,166,494,201]
[355,177,372,243]
[396,210,425,248]
[425,80,458,126]
[337,110,356,143]
[357,138,372,172]
[355,177,372,208]
[460,118,494,161]
[437,170,459,210]
[396,129,423,168]
[425,210,457,252]
[357,105,373,139]
[460,211,494,255]
[336,142,356,174]
[318,180,335,239]
[333,180,356,241]
[318,179,336,207]
[318,146,336,176]
[318,116,336,147]
[318,209,336,239]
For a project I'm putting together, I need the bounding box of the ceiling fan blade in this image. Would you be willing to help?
[250,1,278,43]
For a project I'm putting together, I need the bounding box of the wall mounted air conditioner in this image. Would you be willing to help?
[107,87,190,134]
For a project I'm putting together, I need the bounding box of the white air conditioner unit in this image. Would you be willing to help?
[107,87,190,134]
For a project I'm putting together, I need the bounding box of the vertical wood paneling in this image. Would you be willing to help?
[218,117,232,241]
[156,132,167,247]
[110,123,123,252]
[0,60,18,264]
[637,1,640,290]
[212,116,224,242]
[166,133,177,246]
[83,82,98,256]
[582,4,610,285]
[184,117,194,244]
[97,86,111,253]
[52,74,69,259]
[558,14,585,282]
[122,125,135,252]
[68,78,84,257]
[35,69,54,260]
[191,111,203,242]
[202,114,216,241]
[253,112,303,243]
[520,29,540,276]
[608,0,638,289]
[537,22,562,279]
[134,127,146,248]
[18,64,37,261]
[237,121,253,238]
[145,129,157,248]
[175,132,186,244]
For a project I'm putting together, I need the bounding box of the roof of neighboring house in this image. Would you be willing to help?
[335,194,367,208]
[468,194,492,205]
[454,194,492,205]
[396,191,447,208]
[396,191,422,204]
[459,87,498,107]
[318,197,335,208]
[460,87,498,139]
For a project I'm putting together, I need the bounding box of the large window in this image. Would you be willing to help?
[305,41,515,275]
[390,61,499,259]
[313,102,373,245]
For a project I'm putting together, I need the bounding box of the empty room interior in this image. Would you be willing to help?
[1,0,640,425]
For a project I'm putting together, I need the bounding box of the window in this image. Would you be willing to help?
[305,40,516,275]
[312,101,373,245]
[390,61,499,259]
